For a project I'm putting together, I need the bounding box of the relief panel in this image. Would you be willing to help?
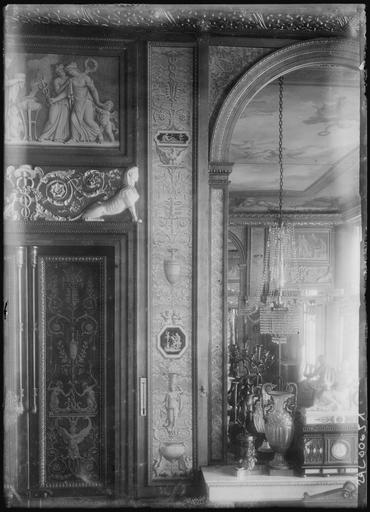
[149,45,194,481]
[5,53,119,146]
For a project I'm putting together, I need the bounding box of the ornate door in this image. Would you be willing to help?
[29,245,115,496]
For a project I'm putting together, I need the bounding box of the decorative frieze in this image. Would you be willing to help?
[5,5,362,37]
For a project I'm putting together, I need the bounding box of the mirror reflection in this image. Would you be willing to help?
[226,66,360,476]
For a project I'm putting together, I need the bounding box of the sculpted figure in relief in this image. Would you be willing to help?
[72,166,142,222]
[38,63,70,142]
[163,373,183,434]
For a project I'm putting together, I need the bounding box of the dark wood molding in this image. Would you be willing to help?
[193,35,210,470]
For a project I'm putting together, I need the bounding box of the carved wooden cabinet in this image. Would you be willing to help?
[4,225,134,502]
[301,423,358,476]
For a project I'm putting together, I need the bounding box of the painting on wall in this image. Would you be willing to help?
[294,228,330,263]
[5,53,120,146]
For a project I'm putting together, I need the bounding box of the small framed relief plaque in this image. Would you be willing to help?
[157,325,187,359]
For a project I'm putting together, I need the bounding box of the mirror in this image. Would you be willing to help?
[226,65,361,468]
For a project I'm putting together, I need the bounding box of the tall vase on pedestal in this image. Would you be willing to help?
[262,382,297,470]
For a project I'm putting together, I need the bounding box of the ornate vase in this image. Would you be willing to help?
[262,382,297,469]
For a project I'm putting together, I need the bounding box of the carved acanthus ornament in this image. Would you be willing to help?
[4,165,141,222]
[209,46,272,117]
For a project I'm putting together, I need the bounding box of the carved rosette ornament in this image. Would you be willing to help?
[149,46,194,480]
[4,165,129,221]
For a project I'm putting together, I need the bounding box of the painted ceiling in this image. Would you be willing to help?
[229,66,361,211]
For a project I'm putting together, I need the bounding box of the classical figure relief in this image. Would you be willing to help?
[4,54,119,145]
[4,70,27,141]
[48,380,71,412]
[157,325,187,358]
[38,63,70,142]
[162,373,183,434]
[71,166,141,222]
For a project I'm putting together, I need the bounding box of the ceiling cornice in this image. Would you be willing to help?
[4,4,364,36]
[302,148,359,197]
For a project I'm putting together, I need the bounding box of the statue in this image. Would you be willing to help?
[71,166,142,222]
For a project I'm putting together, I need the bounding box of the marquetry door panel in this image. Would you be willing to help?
[29,245,115,496]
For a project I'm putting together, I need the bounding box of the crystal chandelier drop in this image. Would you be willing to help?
[259,76,300,344]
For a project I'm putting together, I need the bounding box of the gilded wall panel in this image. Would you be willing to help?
[149,46,194,481]
[209,46,272,118]
[210,188,225,461]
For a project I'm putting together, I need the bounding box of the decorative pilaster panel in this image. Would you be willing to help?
[209,187,225,461]
[37,252,114,491]
[209,164,232,462]
[149,45,194,481]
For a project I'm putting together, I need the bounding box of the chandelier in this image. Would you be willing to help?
[259,76,300,345]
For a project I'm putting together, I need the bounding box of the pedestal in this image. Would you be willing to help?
[201,465,358,506]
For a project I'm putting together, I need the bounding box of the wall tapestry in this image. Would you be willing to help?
[149,45,194,481]
[5,53,120,146]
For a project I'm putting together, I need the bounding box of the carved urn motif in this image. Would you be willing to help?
[163,248,181,285]
[262,382,298,469]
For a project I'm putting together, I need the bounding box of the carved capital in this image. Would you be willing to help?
[209,161,233,186]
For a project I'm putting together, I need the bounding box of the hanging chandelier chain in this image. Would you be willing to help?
[278,76,284,226]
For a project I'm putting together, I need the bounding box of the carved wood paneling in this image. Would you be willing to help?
[149,45,194,481]
[36,250,114,491]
